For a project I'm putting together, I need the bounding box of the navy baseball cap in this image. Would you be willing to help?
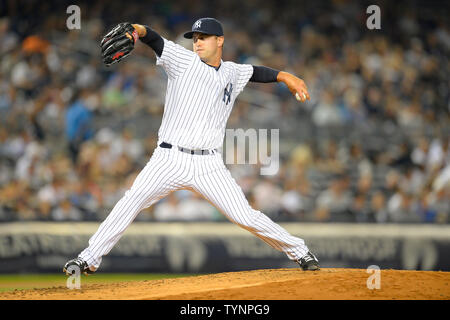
[183,18,224,39]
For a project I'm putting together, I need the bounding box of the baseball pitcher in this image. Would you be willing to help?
[64,18,319,276]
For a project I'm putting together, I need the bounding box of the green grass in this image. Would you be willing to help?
[0,273,196,293]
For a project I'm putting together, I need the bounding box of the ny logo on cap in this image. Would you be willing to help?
[194,20,202,30]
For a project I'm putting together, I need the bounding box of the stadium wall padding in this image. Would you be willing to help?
[0,222,449,273]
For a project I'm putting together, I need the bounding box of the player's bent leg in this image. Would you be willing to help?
[76,147,190,271]
[193,154,313,263]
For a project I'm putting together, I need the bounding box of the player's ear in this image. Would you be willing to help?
[217,36,224,48]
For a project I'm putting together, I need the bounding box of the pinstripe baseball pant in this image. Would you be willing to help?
[79,146,310,269]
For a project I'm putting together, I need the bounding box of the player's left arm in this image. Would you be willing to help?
[249,66,310,102]
[128,24,164,57]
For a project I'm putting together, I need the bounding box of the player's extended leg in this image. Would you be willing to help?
[192,152,315,265]
[76,146,192,271]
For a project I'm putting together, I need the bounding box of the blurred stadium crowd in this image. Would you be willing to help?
[0,0,448,223]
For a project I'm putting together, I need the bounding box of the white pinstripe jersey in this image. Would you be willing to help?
[155,37,254,150]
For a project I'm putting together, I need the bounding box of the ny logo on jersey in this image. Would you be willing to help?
[194,20,202,30]
[223,83,233,105]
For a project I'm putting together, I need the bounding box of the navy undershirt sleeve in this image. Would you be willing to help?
[140,25,164,57]
[249,65,280,83]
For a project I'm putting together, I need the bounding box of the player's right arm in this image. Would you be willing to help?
[249,66,310,103]
[276,71,310,102]
[130,23,195,79]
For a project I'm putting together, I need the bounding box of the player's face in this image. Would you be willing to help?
[193,33,223,61]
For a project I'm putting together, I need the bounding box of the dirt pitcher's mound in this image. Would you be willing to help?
[1,268,449,300]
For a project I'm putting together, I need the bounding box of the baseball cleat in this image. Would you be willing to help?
[63,258,95,276]
[297,251,320,271]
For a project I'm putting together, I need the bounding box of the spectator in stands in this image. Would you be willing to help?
[51,198,83,221]
[427,188,450,224]
[427,137,449,173]
[314,175,353,222]
[177,192,218,221]
[387,190,422,223]
[68,179,99,221]
[65,88,94,164]
[351,192,373,223]
[369,190,389,223]
[312,90,344,127]
[252,177,283,219]
[280,178,314,221]
[153,192,182,221]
